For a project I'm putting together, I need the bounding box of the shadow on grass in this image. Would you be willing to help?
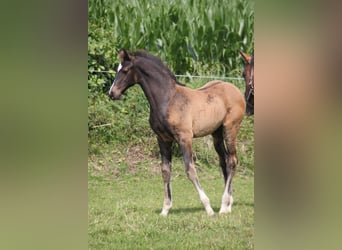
[234,201,254,207]
[153,206,203,215]
[153,202,254,215]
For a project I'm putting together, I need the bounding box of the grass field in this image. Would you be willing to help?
[89,153,254,249]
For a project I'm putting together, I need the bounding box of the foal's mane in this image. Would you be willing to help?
[133,50,185,86]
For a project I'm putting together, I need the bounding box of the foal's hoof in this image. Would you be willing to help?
[207,210,215,216]
[160,212,168,217]
[206,207,215,216]
[160,210,169,216]
[219,196,233,214]
[219,205,232,214]
[219,206,232,214]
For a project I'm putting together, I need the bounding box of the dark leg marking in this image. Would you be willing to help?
[158,137,173,216]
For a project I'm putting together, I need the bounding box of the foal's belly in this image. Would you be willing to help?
[192,107,226,137]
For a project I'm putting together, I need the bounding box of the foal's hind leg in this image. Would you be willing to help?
[178,134,214,216]
[158,138,173,216]
[219,122,240,214]
[212,126,229,183]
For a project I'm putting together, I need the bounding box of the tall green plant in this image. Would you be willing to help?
[89,0,254,77]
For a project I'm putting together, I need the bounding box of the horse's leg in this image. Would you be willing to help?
[178,134,214,216]
[219,122,240,214]
[158,138,173,216]
[212,126,229,184]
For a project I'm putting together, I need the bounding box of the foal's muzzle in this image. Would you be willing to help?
[109,91,118,100]
[109,91,123,100]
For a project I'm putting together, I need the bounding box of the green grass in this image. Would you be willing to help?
[89,158,254,249]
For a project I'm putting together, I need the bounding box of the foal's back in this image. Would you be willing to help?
[166,81,246,138]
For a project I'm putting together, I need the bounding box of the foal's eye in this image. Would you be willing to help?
[121,67,129,73]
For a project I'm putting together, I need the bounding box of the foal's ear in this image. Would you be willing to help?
[118,49,134,62]
[240,51,251,64]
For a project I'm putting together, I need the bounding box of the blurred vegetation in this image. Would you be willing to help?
[88,0,254,172]
[88,0,254,77]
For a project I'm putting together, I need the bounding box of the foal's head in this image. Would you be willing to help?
[240,51,254,115]
[109,49,180,100]
[109,49,137,100]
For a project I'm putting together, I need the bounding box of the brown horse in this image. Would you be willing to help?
[240,51,254,115]
[109,49,246,216]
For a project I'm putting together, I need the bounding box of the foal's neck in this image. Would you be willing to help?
[136,67,176,116]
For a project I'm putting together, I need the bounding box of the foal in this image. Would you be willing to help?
[109,49,246,216]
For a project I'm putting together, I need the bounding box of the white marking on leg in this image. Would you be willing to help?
[219,195,233,214]
[227,196,233,212]
[160,188,172,216]
[160,201,172,216]
[186,160,214,215]
[188,163,214,216]
[198,188,214,216]
[219,191,229,214]
[219,181,233,214]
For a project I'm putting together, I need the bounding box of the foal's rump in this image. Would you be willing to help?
[196,80,246,116]
[198,80,245,105]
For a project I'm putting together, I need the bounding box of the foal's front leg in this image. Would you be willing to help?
[158,138,173,216]
[179,136,214,216]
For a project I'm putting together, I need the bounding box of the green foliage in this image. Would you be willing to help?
[88,87,153,148]
[89,0,254,77]
[88,22,117,96]
[88,0,254,96]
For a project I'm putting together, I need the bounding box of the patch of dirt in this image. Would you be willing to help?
[149,162,160,173]
[125,145,160,174]
[125,145,147,168]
